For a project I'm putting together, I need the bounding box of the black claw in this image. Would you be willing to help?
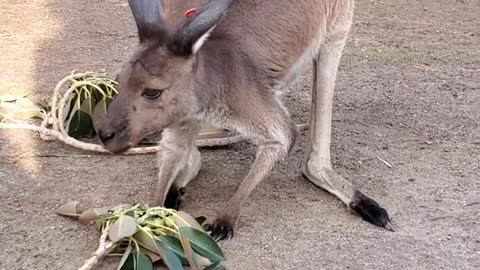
[204,220,234,242]
[164,186,186,210]
[384,221,395,232]
[349,190,394,231]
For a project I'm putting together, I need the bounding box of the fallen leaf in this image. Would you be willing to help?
[0,95,25,103]
[55,201,80,217]
[0,97,43,121]
[79,208,110,225]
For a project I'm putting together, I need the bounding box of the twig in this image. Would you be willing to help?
[376,156,393,168]
[383,92,394,102]
[78,232,114,270]
[430,215,454,222]
[10,150,34,163]
[465,201,480,207]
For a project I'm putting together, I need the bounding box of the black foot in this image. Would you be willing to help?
[164,186,186,210]
[349,190,394,232]
[204,219,234,242]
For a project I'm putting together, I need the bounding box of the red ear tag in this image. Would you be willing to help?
[185,8,197,18]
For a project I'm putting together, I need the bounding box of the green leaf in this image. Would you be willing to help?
[55,201,80,217]
[120,254,134,270]
[121,251,153,270]
[79,92,94,116]
[0,95,25,103]
[61,94,75,123]
[158,236,188,264]
[179,228,224,263]
[91,97,113,134]
[156,239,185,270]
[65,88,96,139]
[158,236,211,267]
[109,215,138,242]
[140,247,162,263]
[91,83,109,104]
[67,109,94,139]
[117,245,132,270]
[174,211,205,232]
[203,261,225,270]
[65,89,81,124]
[134,228,160,255]
[13,100,43,119]
[179,230,198,270]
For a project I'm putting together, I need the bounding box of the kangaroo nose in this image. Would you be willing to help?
[98,129,116,145]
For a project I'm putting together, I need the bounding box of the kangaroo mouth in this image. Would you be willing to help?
[100,133,134,154]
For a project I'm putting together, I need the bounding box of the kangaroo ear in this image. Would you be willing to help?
[168,0,234,56]
[128,0,167,43]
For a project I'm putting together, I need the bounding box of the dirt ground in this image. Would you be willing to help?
[1,0,479,269]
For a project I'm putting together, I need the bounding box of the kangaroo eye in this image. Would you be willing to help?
[142,88,163,99]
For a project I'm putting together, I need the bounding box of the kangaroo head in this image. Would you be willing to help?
[99,0,233,153]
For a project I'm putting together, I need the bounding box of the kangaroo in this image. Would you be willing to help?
[98,0,393,241]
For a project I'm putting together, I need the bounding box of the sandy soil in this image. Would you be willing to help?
[0,0,479,269]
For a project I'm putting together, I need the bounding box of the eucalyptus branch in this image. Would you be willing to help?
[56,202,226,270]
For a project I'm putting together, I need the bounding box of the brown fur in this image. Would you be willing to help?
[99,0,358,237]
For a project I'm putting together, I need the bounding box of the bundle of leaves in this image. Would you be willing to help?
[0,95,45,123]
[61,73,118,139]
[56,202,225,270]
